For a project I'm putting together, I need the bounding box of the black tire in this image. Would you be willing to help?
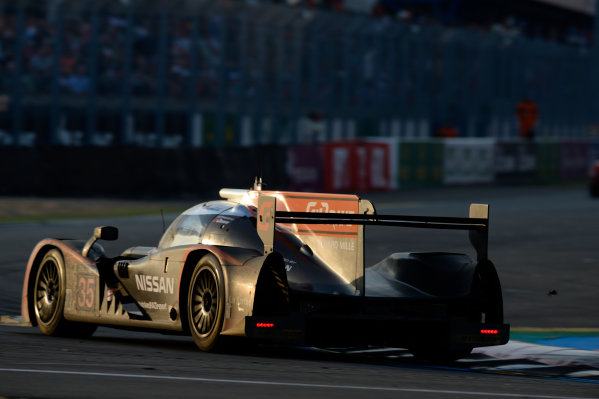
[410,261,504,363]
[34,249,67,335]
[33,249,97,337]
[187,254,226,351]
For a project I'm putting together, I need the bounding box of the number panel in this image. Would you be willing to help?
[76,274,96,311]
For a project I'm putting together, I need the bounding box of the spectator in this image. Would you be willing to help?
[516,96,538,139]
[62,64,90,94]
[28,39,54,92]
[437,121,458,138]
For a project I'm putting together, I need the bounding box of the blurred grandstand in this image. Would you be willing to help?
[0,0,597,147]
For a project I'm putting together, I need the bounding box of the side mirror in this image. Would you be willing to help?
[83,226,119,258]
[94,226,118,241]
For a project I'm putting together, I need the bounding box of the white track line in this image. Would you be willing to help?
[0,368,596,399]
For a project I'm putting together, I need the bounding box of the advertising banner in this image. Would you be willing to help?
[560,140,589,179]
[322,141,391,192]
[398,141,443,188]
[493,140,537,183]
[443,139,495,184]
[536,140,560,182]
[287,145,323,192]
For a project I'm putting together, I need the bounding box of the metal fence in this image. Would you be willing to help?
[0,0,595,147]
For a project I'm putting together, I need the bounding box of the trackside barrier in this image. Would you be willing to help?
[2,138,595,198]
[560,140,590,179]
[536,140,560,183]
[590,140,599,162]
[0,146,288,197]
[443,139,495,185]
[321,140,392,192]
[366,137,399,191]
[397,140,444,189]
[287,145,323,192]
[493,140,537,183]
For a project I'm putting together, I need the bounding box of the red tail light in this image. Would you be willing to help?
[256,323,275,328]
[481,329,499,335]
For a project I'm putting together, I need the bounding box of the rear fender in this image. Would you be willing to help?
[471,260,504,323]
[220,252,287,335]
[178,246,278,336]
[251,253,289,316]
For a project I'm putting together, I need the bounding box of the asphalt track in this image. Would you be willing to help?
[1,184,598,398]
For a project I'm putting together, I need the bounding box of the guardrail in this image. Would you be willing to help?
[0,138,595,197]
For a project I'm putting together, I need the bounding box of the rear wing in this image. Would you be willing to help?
[257,195,490,263]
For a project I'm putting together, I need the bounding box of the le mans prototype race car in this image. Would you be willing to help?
[22,182,509,360]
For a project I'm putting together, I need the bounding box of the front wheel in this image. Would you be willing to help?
[34,249,67,335]
[187,254,226,351]
[33,249,97,337]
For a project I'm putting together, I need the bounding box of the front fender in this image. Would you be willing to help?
[21,239,99,325]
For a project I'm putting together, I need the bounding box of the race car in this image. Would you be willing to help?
[590,160,599,197]
[22,182,509,360]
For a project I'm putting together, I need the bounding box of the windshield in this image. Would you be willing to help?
[157,201,232,249]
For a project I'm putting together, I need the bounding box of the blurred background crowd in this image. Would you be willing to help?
[0,0,597,147]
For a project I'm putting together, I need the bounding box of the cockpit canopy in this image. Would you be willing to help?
[157,201,232,249]
[157,201,258,249]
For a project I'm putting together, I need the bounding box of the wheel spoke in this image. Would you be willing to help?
[200,273,209,292]
[193,310,202,324]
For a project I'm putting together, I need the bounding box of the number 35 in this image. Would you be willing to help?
[77,276,95,310]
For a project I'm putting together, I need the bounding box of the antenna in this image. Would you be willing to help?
[253,176,263,191]
[160,209,166,233]
[256,146,263,189]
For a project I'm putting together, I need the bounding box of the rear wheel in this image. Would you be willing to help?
[187,254,225,351]
[410,261,503,362]
[33,249,97,337]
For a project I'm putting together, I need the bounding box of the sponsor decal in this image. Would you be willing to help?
[139,301,168,310]
[214,215,235,225]
[316,239,356,252]
[106,287,119,302]
[135,274,175,294]
[305,201,355,215]
[258,200,274,232]
[304,201,357,234]
[280,195,359,236]
[283,257,296,272]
